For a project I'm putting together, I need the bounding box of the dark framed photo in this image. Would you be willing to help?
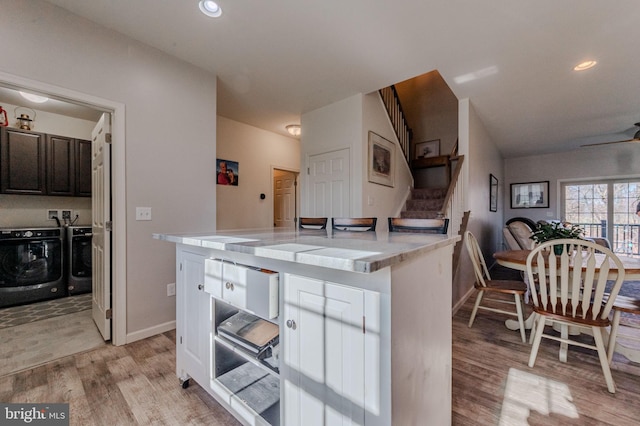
[510,181,549,209]
[368,131,395,187]
[216,158,239,186]
[415,139,440,159]
[490,174,498,212]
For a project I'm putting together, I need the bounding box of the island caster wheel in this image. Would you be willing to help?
[179,377,190,389]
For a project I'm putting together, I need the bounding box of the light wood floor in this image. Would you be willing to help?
[0,309,105,376]
[2,299,639,425]
[453,296,640,425]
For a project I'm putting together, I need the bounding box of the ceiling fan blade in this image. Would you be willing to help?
[580,138,638,147]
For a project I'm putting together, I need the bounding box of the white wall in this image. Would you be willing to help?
[504,144,640,224]
[453,99,505,307]
[0,101,97,140]
[301,93,413,230]
[361,93,413,229]
[216,116,300,230]
[300,94,362,217]
[1,1,217,341]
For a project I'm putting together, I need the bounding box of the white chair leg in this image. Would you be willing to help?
[528,314,546,367]
[468,291,484,328]
[593,327,616,393]
[559,324,569,363]
[529,313,538,344]
[607,310,621,364]
[514,294,526,343]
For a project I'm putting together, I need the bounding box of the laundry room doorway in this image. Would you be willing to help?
[0,71,127,350]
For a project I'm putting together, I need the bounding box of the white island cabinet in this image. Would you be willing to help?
[156,229,458,426]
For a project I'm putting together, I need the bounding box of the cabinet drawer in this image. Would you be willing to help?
[204,259,278,319]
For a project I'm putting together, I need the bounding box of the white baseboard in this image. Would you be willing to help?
[126,320,176,344]
[452,286,475,316]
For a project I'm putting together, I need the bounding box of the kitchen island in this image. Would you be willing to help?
[154,228,459,426]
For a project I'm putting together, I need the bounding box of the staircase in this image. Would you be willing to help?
[401,188,448,219]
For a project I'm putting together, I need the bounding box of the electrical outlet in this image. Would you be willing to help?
[47,209,59,220]
[61,210,72,220]
[136,207,152,221]
[167,283,176,297]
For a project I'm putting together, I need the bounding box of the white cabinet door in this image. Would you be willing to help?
[176,248,211,387]
[283,274,365,426]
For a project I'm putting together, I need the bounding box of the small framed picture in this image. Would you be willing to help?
[368,131,395,187]
[510,181,549,209]
[216,158,239,186]
[415,139,440,159]
[490,174,498,212]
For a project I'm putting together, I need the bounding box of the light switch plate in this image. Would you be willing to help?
[136,207,152,221]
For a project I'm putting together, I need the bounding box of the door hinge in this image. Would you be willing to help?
[106,309,112,320]
[180,336,183,344]
[180,263,183,271]
[105,133,112,143]
[307,167,310,175]
[105,221,113,231]
[363,316,366,334]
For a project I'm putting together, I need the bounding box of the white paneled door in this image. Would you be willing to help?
[307,149,350,218]
[274,169,297,228]
[91,113,112,340]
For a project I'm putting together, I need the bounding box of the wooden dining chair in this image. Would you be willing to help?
[387,217,449,234]
[526,239,625,393]
[331,217,377,232]
[298,217,328,230]
[606,295,640,364]
[464,231,528,342]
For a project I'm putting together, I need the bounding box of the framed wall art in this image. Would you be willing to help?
[490,174,498,212]
[368,131,395,187]
[510,181,549,209]
[216,158,239,186]
[415,139,440,159]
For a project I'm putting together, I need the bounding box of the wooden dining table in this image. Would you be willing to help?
[493,249,640,362]
[493,249,640,280]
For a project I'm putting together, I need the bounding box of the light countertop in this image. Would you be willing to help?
[154,228,459,273]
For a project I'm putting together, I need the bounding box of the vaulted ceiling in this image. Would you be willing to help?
[39,0,640,157]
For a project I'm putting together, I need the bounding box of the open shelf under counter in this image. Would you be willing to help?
[211,346,280,426]
[214,335,279,376]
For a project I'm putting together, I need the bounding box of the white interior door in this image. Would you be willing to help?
[307,149,350,218]
[274,169,297,228]
[91,113,112,340]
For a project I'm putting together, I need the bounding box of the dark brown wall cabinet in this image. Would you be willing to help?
[0,127,91,197]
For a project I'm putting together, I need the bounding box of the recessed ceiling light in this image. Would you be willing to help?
[199,0,222,18]
[574,60,597,71]
[19,91,49,103]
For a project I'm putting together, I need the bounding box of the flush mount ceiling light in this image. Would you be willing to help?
[199,0,222,18]
[19,91,48,103]
[573,60,597,71]
[286,124,301,137]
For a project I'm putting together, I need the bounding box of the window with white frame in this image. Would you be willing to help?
[561,179,640,257]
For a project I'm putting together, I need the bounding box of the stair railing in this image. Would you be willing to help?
[379,86,411,164]
[439,155,465,237]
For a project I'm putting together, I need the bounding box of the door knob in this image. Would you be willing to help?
[197,284,204,290]
[286,319,297,330]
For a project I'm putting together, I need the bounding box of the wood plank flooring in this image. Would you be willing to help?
[453,295,640,425]
[2,298,639,425]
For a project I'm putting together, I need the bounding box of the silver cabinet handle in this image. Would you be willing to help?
[286,319,297,330]
[225,282,234,290]
[197,284,204,290]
